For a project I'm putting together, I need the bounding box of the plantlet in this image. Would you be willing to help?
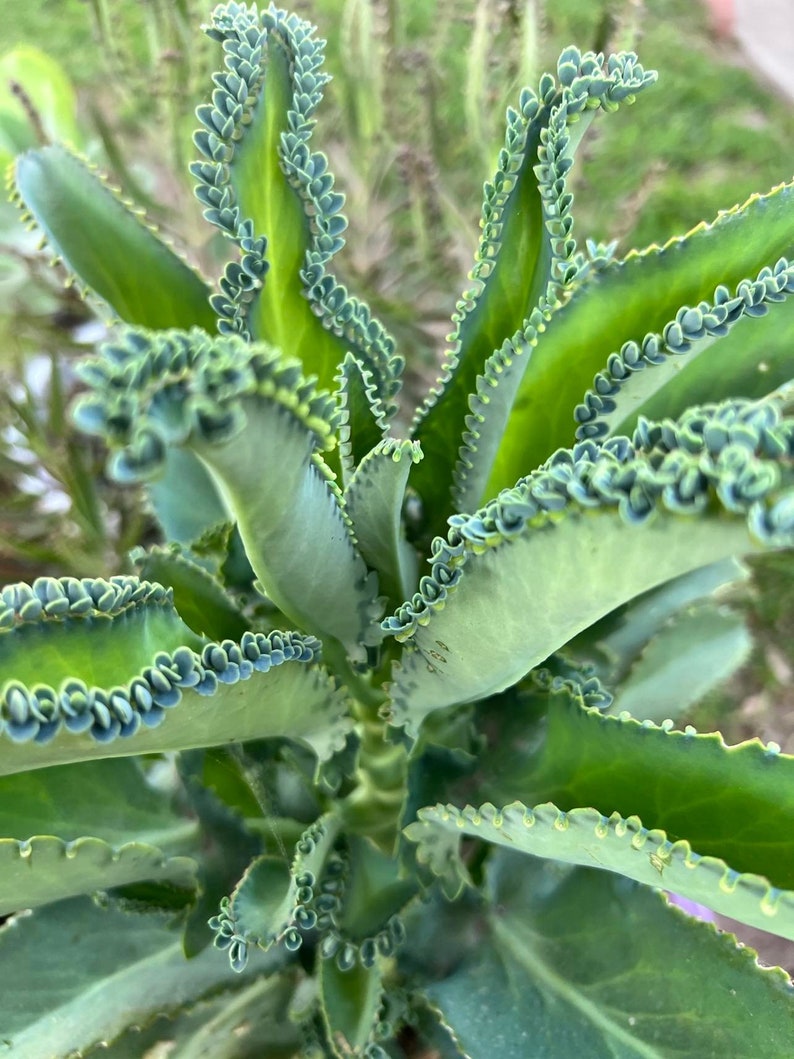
[4,2,794,1054]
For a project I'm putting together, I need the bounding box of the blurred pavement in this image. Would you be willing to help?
[706,0,794,102]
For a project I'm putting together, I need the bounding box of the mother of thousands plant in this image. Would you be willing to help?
[4,3,794,1055]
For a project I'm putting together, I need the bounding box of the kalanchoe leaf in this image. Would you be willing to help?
[487,180,794,496]
[386,394,794,732]
[12,145,216,331]
[0,575,350,774]
[193,2,402,416]
[210,814,342,970]
[410,49,657,540]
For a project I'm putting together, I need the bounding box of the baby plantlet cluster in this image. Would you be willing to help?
[3,2,794,1055]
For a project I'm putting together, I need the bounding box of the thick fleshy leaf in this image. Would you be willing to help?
[145,448,229,546]
[410,50,657,537]
[193,4,401,413]
[385,396,794,732]
[477,688,794,892]
[13,145,216,330]
[0,757,199,915]
[487,180,794,495]
[318,957,383,1058]
[608,602,751,721]
[73,328,381,657]
[421,849,794,1057]
[0,897,285,1059]
[0,836,196,917]
[81,975,302,1059]
[210,815,342,970]
[0,576,350,776]
[0,757,194,847]
[133,545,251,642]
[407,797,794,941]
[344,438,422,605]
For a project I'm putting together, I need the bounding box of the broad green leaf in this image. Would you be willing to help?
[386,395,794,731]
[478,689,794,890]
[0,46,82,169]
[133,545,251,642]
[407,797,794,941]
[608,602,751,721]
[634,298,794,427]
[422,849,794,1057]
[0,897,285,1059]
[0,836,196,917]
[0,757,195,847]
[335,353,389,485]
[569,557,750,685]
[193,5,400,411]
[319,958,383,1057]
[411,52,657,536]
[83,975,301,1059]
[146,448,229,545]
[0,654,350,778]
[0,576,351,776]
[388,502,783,733]
[344,438,422,605]
[73,328,381,656]
[191,396,380,656]
[13,145,216,330]
[573,261,794,446]
[487,181,794,496]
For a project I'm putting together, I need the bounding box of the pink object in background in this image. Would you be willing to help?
[703,0,794,102]
[705,0,735,38]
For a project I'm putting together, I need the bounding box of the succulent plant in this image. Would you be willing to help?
[3,3,794,1055]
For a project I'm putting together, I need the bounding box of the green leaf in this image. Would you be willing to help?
[608,602,752,721]
[193,5,401,411]
[335,352,389,484]
[482,689,794,887]
[0,836,196,917]
[0,757,194,847]
[83,975,301,1059]
[319,958,383,1058]
[0,46,82,169]
[422,850,794,1058]
[410,50,657,536]
[146,448,229,546]
[0,897,286,1058]
[385,395,794,732]
[133,545,251,642]
[344,438,422,605]
[73,328,381,656]
[487,181,794,497]
[13,145,216,330]
[0,577,351,776]
[211,815,342,968]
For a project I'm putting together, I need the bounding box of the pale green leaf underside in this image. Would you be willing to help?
[146,448,229,546]
[0,836,196,917]
[0,897,284,1059]
[488,181,794,495]
[570,556,749,685]
[424,849,794,1058]
[408,801,794,940]
[344,438,422,605]
[13,145,216,331]
[609,602,751,721]
[390,509,763,733]
[192,398,380,654]
[0,663,351,778]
